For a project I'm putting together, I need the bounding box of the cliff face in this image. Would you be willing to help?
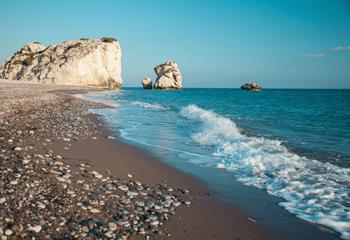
[154,60,182,89]
[1,38,122,89]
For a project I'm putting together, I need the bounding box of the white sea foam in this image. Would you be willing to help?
[180,104,350,239]
[131,101,168,110]
[73,92,119,108]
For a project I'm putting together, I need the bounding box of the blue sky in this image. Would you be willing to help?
[0,0,349,88]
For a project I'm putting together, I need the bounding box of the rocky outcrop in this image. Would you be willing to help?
[154,60,182,89]
[1,38,122,89]
[241,83,261,91]
[141,77,152,89]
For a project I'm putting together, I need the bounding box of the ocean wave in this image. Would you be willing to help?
[131,101,168,110]
[180,104,350,239]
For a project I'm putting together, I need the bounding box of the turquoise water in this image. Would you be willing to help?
[86,88,350,239]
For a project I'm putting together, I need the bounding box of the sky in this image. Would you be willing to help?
[0,0,349,88]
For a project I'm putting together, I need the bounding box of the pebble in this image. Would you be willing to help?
[5,229,13,236]
[22,159,30,164]
[108,222,117,231]
[81,226,89,233]
[172,201,181,207]
[118,185,129,192]
[36,202,46,209]
[10,180,18,185]
[90,208,100,213]
[92,171,103,179]
[28,225,42,233]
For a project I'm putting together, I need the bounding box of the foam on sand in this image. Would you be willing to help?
[180,104,350,239]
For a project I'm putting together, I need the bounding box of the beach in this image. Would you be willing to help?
[0,80,275,239]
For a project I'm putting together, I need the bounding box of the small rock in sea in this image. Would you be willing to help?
[184,200,191,206]
[107,136,115,140]
[127,173,133,178]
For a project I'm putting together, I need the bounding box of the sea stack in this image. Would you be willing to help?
[241,83,261,91]
[1,37,122,89]
[141,77,152,89]
[154,60,182,89]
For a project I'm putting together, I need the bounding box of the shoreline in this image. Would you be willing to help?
[63,114,276,239]
[0,81,275,239]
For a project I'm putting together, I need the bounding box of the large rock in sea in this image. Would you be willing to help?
[141,77,152,89]
[154,60,182,89]
[1,38,122,89]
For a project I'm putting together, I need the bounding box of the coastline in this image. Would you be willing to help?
[0,81,275,239]
[61,115,276,240]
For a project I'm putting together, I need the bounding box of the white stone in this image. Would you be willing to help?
[28,225,42,233]
[91,171,103,179]
[10,180,18,185]
[90,208,100,213]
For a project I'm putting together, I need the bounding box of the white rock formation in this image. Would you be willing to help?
[0,63,3,77]
[141,77,152,89]
[154,60,182,89]
[1,38,122,89]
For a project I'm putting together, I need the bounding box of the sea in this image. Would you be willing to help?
[84,88,350,240]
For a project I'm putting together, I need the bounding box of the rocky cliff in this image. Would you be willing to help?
[1,38,122,89]
[154,60,182,89]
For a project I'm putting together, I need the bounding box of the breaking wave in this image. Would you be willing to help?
[131,101,168,110]
[180,104,350,239]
